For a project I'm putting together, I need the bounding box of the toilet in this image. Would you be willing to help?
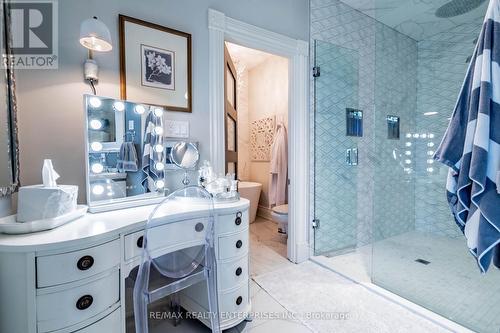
[271,204,288,234]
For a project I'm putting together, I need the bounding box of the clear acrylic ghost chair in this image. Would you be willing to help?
[133,186,220,333]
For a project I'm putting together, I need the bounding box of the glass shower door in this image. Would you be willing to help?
[313,40,361,256]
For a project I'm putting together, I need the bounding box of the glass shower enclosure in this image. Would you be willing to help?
[313,40,360,256]
[311,0,500,332]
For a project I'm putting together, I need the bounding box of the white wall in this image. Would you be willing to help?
[15,0,308,203]
[236,67,250,180]
[247,56,289,208]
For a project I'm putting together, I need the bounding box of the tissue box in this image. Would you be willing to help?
[17,185,78,222]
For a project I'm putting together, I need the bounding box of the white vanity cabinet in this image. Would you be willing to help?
[0,199,250,333]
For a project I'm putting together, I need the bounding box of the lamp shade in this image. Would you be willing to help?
[79,17,112,52]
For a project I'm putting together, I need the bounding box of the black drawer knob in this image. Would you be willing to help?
[235,267,242,276]
[236,296,243,305]
[77,255,94,271]
[236,240,243,249]
[137,236,144,248]
[195,222,204,232]
[235,211,242,226]
[76,295,93,310]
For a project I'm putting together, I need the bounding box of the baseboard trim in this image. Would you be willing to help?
[295,242,311,263]
[257,205,273,220]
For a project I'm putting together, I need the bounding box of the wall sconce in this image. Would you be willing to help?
[79,16,112,94]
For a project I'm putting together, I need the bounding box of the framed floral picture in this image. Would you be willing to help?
[119,15,192,113]
[141,44,175,90]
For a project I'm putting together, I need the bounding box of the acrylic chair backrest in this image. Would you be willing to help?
[141,185,216,279]
[134,186,221,333]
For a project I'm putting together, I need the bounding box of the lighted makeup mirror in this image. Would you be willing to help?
[84,95,167,212]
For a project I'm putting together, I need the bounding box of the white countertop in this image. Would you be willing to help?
[0,199,249,252]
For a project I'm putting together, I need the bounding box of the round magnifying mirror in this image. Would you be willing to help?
[170,142,200,170]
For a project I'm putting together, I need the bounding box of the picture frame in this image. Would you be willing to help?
[119,15,192,113]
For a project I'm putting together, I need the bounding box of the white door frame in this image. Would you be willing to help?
[208,9,310,263]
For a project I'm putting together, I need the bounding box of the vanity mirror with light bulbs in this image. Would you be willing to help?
[84,95,171,212]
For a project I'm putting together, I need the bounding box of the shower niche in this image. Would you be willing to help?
[386,115,400,140]
[346,108,363,137]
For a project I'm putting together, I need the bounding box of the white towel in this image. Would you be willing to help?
[269,122,288,206]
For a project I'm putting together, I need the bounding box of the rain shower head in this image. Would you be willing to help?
[435,0,487,18]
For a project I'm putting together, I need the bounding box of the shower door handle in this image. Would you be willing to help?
[351,148,358,166]
[346,149,352,165]
[345,148,358,166]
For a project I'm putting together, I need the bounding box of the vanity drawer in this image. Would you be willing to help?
[124,230,144,261]
[218,230,248,260]
[220,283,249,319]
[124,217,209,261]
[37,239,120,288]
[72,307,121,333]
[217,210,249,235]
[218,255,248,291]
[37,269,120,333]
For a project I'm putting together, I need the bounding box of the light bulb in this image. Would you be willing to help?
[153,126,164,136]
[89,97,102,108]
[91,163,104,174]
[405,151,412,156]
[427,150,435,156]
[155,162,165,171]
[413,134,420,139]
[155,180,165,189]
[427,159,434,164]
[90,119,102,130]
[421,134,427,139]
[90,142,103,152]
[113,101,125,112]
[135,105,145,114]
[405,142,412,147]
[405,159,412,164]
[429,134,435,139]
[154,144,164,153]
[427,142,435,147]
[153,107,164,117]
[405,133,412,138]
[427,167,434,173]
[92,184,104,195]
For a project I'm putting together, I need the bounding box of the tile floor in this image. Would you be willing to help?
[248,217,289,277]
[144,277,312,333]
[314,231,500,333]
[255,261,465,333]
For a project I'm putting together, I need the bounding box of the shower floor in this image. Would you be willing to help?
[313,231,500,333]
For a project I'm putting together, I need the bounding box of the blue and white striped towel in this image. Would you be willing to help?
[435,0,500,273]
[141,108,164,192]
